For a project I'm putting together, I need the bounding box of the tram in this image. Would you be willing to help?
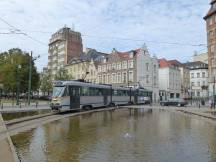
[50,80,152,111]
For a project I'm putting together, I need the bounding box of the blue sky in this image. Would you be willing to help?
[0,0,210,71]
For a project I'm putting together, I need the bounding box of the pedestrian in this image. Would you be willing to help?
[209,99,213,109]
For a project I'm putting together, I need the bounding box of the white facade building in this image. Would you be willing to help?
[184,61,209,98]
[159,59,181,101]
[97,45,159,102]
[136,46,159,102]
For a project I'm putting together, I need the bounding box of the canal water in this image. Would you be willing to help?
[11,108,216,162]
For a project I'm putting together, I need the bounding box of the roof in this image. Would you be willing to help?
[183,61,208,70]
[159,59,170,68]
[168,60,183,66]
[204,1,216,20]
[159,59,182,68]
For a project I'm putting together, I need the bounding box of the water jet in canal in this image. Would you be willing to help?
[11,108,216,162]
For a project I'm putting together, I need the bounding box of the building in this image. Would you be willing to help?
[192,52,208,64]
[65,59,99,83]
[97,45,159,102]
[168,60,190,99]
[204,0,216,97]
[159,59,181,101]
[47,26,83,77]
[184,61,209,98]
[65,48,108,83]
[136,45,159,102]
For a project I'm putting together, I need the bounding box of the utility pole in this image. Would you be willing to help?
[27,51,32,106]
[16,65,21,105]
[214,76,216,109]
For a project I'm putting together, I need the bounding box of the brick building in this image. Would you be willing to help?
[48,26,83,78]
[204,0,216,97]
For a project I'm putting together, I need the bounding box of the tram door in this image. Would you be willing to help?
[103,89,108,105]
[134,90,138,104]
[69,86,80,109]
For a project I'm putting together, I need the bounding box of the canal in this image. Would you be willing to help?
[11,108,216,162]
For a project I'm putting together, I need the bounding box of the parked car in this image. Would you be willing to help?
[160,98,188,107]
[143,97,151,104]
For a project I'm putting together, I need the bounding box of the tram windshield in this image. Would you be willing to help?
[52,86,65,97]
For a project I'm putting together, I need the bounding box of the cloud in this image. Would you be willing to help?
[0,0,210,71]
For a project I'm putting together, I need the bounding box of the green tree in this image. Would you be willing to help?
[40,73,52,95]
[0,48,39,94]
[54,68,72,81]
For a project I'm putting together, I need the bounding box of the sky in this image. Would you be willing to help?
[0,0,210,71]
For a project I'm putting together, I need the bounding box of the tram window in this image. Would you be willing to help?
[69,86,80,96]
[62,87,69,96]
[113,90,118,96]
[82,87,89,96]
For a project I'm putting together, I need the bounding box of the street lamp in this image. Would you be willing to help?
[28,52,40,106]
[213,76,216,109]
[16,64,21,105]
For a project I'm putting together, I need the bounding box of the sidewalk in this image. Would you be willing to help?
[0,114,19,162]
[0,106,51,113]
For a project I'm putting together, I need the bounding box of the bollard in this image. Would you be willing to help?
[19,103,21,108]
[1,103,3,109]
[36,101,38,108]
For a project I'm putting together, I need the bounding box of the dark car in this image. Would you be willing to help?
[160,98,188,107]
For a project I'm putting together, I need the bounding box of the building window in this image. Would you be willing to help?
[197,81,200,87]
[146,63,149,71]
[209,18,213,25]
[154,76,157,86]
[112,63,116,70]
[191,73,194,78]
[211,45,214,52]
[122,61,127,69]
[108,74,111,83]
[117,73,121,83]
[123,73,127,83]
[99,75,102,83]
[128,60,134,68]
[98,66,101,72]
[129,71,133,82]
[146,75,149,84]
[191,82,194,86]
[154,65,157,73]
[112,73,116,83]
[203,81,205,86]
[117,63,121,70]
[202,72,205,78]
[102,65,106,72]
[209,30,214,38]
[103,75,106,83]
[197,73,200,78]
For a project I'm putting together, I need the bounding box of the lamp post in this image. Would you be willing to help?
[213,76,216,109]
[27,51,40,106]
[16,64,21,105]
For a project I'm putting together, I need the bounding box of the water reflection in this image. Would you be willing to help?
[11,108,216,162]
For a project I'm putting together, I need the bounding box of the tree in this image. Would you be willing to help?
[0,48,39,94]
[54,68,72,81]
[40,73,52,95]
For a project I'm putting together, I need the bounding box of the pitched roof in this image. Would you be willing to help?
[159,59,182,68]
[204,1,216,20]
[168,60,183,66]
[159,59,170,68]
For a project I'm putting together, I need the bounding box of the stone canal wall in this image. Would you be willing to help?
[0,113,19,162]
